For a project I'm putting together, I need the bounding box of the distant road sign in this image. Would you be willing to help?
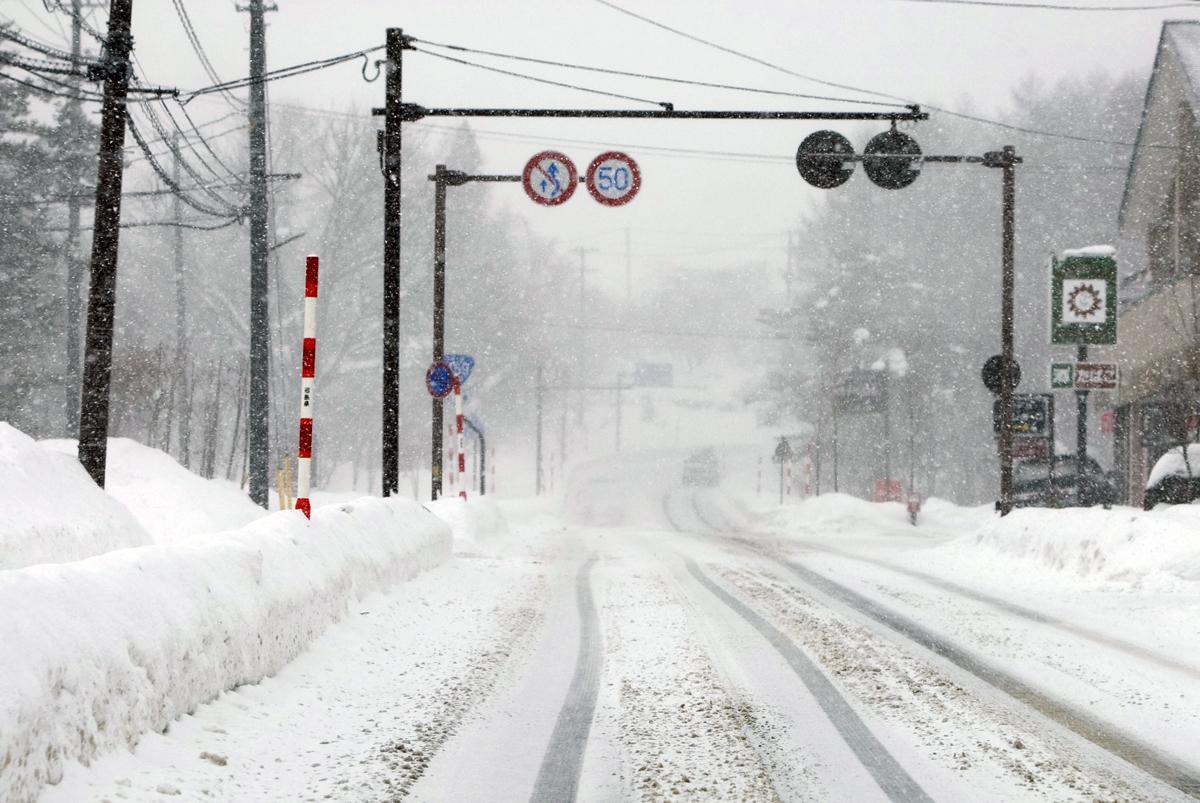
[633,362,672,387]
[834,369,886,414]
[425,361,454,398]
[773,438,794,464]
[982,354,1021,395]
[522,150,577,206]
[443,353,475,385]
[586,151,641,206]
[1051,362,1074,389]
[993,393,1054,438]
[1074,362,1118,390]
[796,130,856,189]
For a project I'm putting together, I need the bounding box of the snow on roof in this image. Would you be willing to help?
[1061,245,1116,259]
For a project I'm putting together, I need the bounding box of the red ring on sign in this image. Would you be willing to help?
[425,361,454,399]
[522,150,578,206]
[585,151,641,206]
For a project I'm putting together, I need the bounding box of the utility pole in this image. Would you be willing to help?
[239,0,275,507]
[172,134,191,467]
[378,28,407,497]
[988,146,1020,516]
[77,0,135,487]
[430,165,448,499]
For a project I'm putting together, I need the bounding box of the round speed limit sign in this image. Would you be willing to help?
[522,150,578,206]
[585,151,641,206]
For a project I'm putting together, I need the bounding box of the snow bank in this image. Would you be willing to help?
[428,496,510,546]
[41,437,264,543]
[0,423,151,570]
[0,497,450,802]
[1145,442,1200,488]
[938,505,1200,592]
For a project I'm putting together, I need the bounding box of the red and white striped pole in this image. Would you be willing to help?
[454,379,467,500]
[296,255,318,518]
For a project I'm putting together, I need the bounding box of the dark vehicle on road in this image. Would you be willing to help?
[1144,444,1200,509]
[682,448,721,487]
[1013,455,1116,508]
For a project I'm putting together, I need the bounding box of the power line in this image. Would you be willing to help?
[412,36,906,108]
[130,101,243,211]
[46,216,243,232]
[169,0,244,110]
[0,67,98,100]
[417,47,670,108]
[891,0,1200,10]
[181,43,385,102]
[125,113,243,218]
[590,0,1151,148]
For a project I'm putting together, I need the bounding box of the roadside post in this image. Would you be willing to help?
[1051,248,1119,478]
[295,255,319,518]
[425,360,454,499]
[444,353,474,501]
[773,437,793,504]
[464,416,486,495]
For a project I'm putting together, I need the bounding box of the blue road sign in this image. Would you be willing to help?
[444,353,475,384]
[426,362,454,398]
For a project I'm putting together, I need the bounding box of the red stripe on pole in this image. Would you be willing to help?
[305,255,319,298]
[302,338,316,377]
[299,418,313,458]
[296,497,311,518]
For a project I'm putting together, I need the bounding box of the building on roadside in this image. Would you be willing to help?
[1105,20,1200,505]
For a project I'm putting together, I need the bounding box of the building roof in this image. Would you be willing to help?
[1120,21,1200,234]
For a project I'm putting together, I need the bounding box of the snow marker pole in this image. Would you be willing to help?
[296,255,318,518]
[455,379,467,500]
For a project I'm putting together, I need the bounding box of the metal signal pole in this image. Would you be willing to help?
[77,0,135,487]
[240,0,275,507]
[988,146,1020,515]
[430,165,448,499]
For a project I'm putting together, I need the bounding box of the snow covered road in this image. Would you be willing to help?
[45,492,1200,802]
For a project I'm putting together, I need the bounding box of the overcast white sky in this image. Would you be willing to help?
[5,0,1199,294]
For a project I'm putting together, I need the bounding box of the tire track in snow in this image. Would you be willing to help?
[684,557,933,803]
[687,492,1200,799]
[529,557,602,803]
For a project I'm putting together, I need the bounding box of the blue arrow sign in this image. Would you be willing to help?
[444,353,475,384]
[426,362,454,398]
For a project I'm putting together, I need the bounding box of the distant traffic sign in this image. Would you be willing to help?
[425,361,454,398]
[993,393,1054,438]
[1051,250,1118,345]
[443,353,475,385]
[773,438,794,464]
[522,150,577,206]
[863,129,922,190]
[796,130,856,189]
[982,355,1020,395]
[586,151,641,206]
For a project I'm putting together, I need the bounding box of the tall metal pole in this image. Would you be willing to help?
[64,0,85,434]
[1076,344,1089,472]
[997,146,1018,515]
[245,0,272,507]
[535,363,544,495]
[430,165,447,500]
[381,28,405,497]
[77,0,135,487]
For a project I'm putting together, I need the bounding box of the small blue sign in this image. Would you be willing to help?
[425,362,454,398]
[444,353,475,384]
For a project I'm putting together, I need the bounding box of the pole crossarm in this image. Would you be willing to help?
[379,103,927,123]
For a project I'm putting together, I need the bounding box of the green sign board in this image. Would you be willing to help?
[1050,362,1074,389]
[1050,251,1118,345]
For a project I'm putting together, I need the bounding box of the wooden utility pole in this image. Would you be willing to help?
[239,0,275,506]
[172,133,191,467]
[77,0,135,487]
[378,28,407,497]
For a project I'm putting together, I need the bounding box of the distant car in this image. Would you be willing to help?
[681,448,721,487]
[1144,444,1200,509]
[1013,454,1116,508]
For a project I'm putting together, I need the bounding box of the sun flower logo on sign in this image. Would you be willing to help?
[1062,279,1107,324]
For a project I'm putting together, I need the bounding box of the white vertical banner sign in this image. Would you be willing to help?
[455,381,466,500]
[296,255,319,518]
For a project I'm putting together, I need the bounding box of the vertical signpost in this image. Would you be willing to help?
[444,354,475,501]
[295,256,319,518]
[1051,248,1119,478]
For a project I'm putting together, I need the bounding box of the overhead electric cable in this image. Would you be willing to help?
[125,113,243,218]
[590,0,1153,148]
[181,43,386,102]
[169,0,244,110]
[412,36,907,108]
[0,67,100,100]
[417,47,670,108]
[131,100,243,209]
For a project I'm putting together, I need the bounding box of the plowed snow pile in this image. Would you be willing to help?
[0,423,151,569]
[0,497,451,802]
[40,437,264,543]
[942,504,1200,592]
